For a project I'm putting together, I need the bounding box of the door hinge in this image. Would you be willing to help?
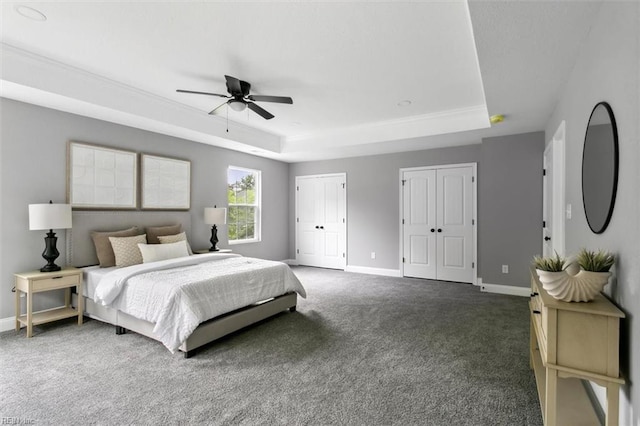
[296,186,299,191]
[543,169,546,176]
[402,219,405,225]
[343,218,345,223]
[342,183,346,189]
[297,217,299,223]
[472,262,475,269]
[472,176,475,183]
[472,219,475,225]
[296,249,299,254]
[401,179,406,186]
[342,253,345,258]
[402,257,405,263]
[543,220,546,228]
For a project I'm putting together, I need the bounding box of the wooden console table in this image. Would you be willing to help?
[530,269,624,426]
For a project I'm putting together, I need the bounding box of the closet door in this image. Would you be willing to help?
[435,166,474,283]
[402,169,437,279]
[296,174,346,269]
[402,165,474,283]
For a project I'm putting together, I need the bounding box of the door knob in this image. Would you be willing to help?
[437,228,442,233]
[319,226,324,229]
[544,236,551,241]
[315,226,319,229]
[430,228,435,233]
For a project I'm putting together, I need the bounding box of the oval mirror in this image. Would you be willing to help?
[581,102,619,234]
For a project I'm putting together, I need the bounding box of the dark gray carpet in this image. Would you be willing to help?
[0,267,542,425]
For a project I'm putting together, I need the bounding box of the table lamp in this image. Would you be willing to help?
[29,201,72,272]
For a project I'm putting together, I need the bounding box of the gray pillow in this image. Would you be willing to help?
[145,224,182,244]
[90,226,139,267]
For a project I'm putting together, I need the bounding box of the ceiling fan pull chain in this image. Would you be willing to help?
[226,105,229,133]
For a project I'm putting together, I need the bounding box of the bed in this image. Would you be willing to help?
[67,211,306,358]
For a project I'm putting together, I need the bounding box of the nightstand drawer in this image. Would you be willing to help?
[30,274,80,292]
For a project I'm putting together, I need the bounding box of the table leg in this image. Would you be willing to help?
[605,382,620,426]
[15,284,20,331]
[26,290,33,338]
[77,282,84,325]
[545,368,558,426]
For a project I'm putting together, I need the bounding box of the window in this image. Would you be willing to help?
[227,166,261,244]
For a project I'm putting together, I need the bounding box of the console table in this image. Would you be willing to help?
[530,269,625,426]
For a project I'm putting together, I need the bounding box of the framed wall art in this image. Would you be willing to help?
[67,141,138,209]
[141,154,191,210]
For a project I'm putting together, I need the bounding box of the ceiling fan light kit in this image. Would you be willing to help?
[177,75,292,120]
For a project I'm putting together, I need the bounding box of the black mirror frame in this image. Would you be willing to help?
[581,101,619,234]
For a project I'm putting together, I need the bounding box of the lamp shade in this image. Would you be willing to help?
[29,203,72,230]
[204,207,227,225]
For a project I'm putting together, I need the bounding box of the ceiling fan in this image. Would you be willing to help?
[176,75,293,120]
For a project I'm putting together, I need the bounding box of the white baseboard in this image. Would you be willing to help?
[344,265,402,277]
[0,316,16,333]
[479,280,530,297]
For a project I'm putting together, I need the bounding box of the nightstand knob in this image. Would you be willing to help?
[532,310,541,314]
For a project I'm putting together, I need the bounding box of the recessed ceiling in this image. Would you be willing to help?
[0,1,601,162]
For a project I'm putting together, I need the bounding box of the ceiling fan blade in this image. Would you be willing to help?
[176,89,228,98]
[247,102,274,120]
[224,75,243,96]
[248,95,293,104]
[208,100,229,115]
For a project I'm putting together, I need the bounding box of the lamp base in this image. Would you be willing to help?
[40,264,62,273]
[209,225,219,252]
[40,230,61,273]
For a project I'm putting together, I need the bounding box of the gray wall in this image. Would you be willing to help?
[544,2,639,422]
[289,133,544,287]
[480,132,544,286]
[0,98,290,320]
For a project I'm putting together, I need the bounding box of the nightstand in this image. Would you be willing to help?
[14,267,84,337]
[194,249,232,254]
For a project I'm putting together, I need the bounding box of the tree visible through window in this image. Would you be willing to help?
[227,167,260,243]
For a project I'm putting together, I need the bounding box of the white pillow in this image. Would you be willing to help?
[138,240,189,263]
[109,234,147,267]
[157,231,193,255]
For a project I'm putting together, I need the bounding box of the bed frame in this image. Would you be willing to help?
[67,211,298,358]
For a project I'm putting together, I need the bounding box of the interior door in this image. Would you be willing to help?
[296,174,346,269]
[435,166,473,283]
[543,145,554,257]
[402,170,437,279]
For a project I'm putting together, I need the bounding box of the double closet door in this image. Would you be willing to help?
[296,174,346,270]
[402,165,475,283]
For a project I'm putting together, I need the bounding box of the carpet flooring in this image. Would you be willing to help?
[0,266,542,425]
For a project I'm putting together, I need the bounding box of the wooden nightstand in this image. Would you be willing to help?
[14,267,84,337]
[194,248,232,254]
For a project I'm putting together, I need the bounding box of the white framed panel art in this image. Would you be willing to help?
[141,154,191,210]
[68,141,137,209]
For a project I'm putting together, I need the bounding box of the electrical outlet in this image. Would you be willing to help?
[502,265,509,274]
[371,252,376,259]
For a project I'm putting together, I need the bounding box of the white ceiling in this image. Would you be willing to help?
[0,1,602,162]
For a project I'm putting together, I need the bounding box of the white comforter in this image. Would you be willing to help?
[93,253,306,352]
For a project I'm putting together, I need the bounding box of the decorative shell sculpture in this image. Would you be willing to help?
[535,267,611,302]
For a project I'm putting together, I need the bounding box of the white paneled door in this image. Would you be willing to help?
[296,174,346,269]
[402,165,475,283]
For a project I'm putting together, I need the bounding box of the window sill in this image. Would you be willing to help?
[228,239,261,246]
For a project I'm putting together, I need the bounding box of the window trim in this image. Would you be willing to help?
[227,166,261,245]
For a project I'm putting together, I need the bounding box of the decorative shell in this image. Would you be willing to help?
[535,269,611,302]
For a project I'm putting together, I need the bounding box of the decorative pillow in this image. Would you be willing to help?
[91,227,140,268]
[138,240,189,263]
[157,232,193,255]
[145,224,182,244]
[109,234,147,267]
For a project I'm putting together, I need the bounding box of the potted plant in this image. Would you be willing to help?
[532,249,614,302]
